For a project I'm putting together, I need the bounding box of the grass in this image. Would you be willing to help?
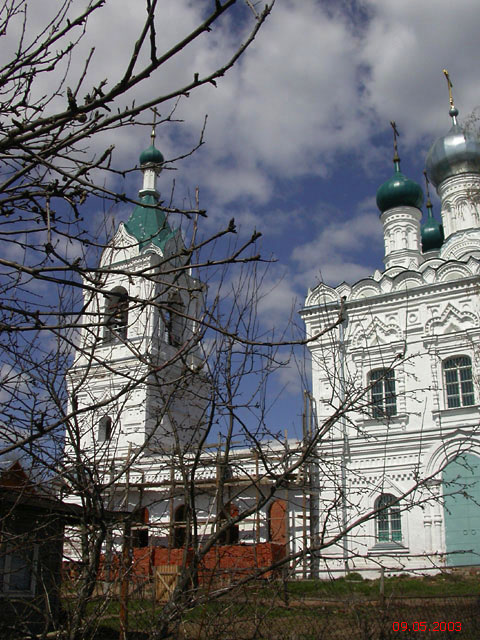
[61,573,480,639]
[286,571,480,599]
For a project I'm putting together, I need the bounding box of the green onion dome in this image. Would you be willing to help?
[421,205,444,252]
[376,160,424,213]
[139,144,164,166]
[426,107,480,188]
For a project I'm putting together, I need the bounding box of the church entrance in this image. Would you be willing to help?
[443,453,480,567]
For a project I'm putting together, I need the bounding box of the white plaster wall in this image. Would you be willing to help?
[301,246,480,575]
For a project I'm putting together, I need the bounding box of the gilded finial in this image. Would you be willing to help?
[150,107,160,146]
[443,69,454,109]
[390,120,400,165]
[443,69,458,123]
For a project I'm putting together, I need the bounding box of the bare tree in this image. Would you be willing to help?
[0,0,276,457]
[1,3,477,640]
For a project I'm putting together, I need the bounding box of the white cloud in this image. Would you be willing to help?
[256,273,300,319]
[0,363,29,405]
[160,0,480,219]
[14,0,480,215]
[174,1,370,203]
[292,206,384,286]
[361,0,480,144]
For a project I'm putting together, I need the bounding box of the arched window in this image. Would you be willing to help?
[173,504,188,548]
[443,356,475,408]
[163,292,184,347]
[217,502,239,545]
[98,415,112,443]
[104,286,128,342]
[375,493,401,543]
[369,369,396,418]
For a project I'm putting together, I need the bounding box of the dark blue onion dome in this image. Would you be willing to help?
[426,106,480,188]
[139,143,164,166]
[421,201,444,252]
[376,157,424,213]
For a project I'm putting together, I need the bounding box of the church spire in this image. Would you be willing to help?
[125,121,176,253]
[139,110,164,197]
[425,72,480,242]
[376,122,423,270]
[391,120,400,168]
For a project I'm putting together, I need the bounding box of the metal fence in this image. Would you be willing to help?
[177,593,480,640]
[82,565,480,639]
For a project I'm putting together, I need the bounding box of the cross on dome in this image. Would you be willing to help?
[426,69,480,188]
[139,108,164,167]
[376,122,424,214]
[443,69,458,124]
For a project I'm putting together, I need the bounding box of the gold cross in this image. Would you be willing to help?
[150,107,160,145]
[443,69,455,108]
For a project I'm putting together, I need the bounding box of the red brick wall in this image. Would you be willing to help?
[152,547,194,567]
[197,543,285,583]
[98,542,285,585]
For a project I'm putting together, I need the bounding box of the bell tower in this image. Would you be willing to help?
[65,133,208,468]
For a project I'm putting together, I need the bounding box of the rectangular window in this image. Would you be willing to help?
[0,543,37,594]
[370,369,397,418]
[98,415,112,442]
[444,356,475,408]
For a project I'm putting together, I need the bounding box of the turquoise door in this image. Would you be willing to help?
[443,453,480,567]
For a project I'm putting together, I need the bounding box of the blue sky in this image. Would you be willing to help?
[98,0,480,295]
[126,0,480,437]
[12,0,480,443]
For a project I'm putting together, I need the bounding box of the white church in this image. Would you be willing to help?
[302,80,480,574]
[65,77,480,578]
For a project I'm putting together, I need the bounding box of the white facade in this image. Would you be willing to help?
[301,104,480,574]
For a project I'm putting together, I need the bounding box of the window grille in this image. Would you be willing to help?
[443,356,475,408]
[375,493,402,543]
[369,369,397,418]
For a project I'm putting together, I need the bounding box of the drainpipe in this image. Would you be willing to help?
[339,298,350,575]
[306,391,320,579]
